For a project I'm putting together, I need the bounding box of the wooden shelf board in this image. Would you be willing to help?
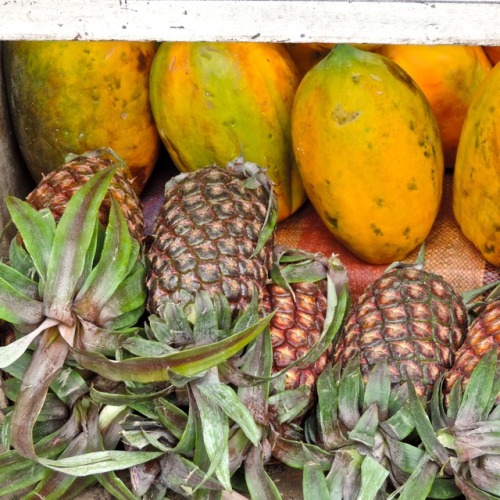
[1,1,500,45]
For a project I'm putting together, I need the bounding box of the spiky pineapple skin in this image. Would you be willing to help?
[445,300,500,392]
[263,280,329,391]
[334,267,468,397]
[26,154,144,242]
[146,166,273,316]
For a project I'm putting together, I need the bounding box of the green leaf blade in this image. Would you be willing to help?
[43,166,116,323]
[6,198,55,283]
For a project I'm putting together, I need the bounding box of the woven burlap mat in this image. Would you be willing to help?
[275,171,499,299]
[142,165,499,300]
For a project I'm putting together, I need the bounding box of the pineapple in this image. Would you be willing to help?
[25,148,144,242]
[334,266,469,397]
[265,279,329,391]
[404,349,500,499]
[132,159,277,495]
[445,299,500,394]
[262,247,349,395]
[0,166,148,459]
[146,158,277,317]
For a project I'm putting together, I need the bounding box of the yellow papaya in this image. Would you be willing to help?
[453,62,500,266]
[149,42,306,222]
[291,44,444,264]
[3,41,160,193]
[376,45,492,168]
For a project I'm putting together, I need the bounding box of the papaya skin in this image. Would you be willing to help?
[149,42,306,222]
[376,45,491,168]
[292,44,444,265]
[3,41,160,194]
[453,62,500,266]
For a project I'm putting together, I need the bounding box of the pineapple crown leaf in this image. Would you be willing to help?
[379,403,414,441]
[73,196,138,324]
[9,325,71,459]
[362,361,391,418]
[95,261,147,330]
[338,357,362,430]
[0,266,43,326]
[303,462,330,499]
[384,242,426,273]
[357,454,390,500]
[38,449,164,477]
[237,322,272,425]
[244,445,283,500]
[347,403,379,448]
[390,453,440,500]
[190,381,232,491]
[268,386,312,425]
[64,147,127,168]
[232,288,261,333]
[455,349,498,427]
[407,377,452,473]
[429,374,450,431]
[446,376,463,421]
[252,193,277,260]
[314,363,346,449]
[70,307,274,383]
[226,156,278,259]
[149,303,193,346]
[89,383,171,406]
[270,246,330,293]
[5,197,55,285]
[0,261,38,300]
[462,281,500,320]
[8,234,38,279]
[42,165,117,325]
[154,453,225,494]
[197,382,261,446]
[269,432,333,471]
[312,360,419,455]
[192,291,222,343]
[0,317,58,369]
[149,290,256,349]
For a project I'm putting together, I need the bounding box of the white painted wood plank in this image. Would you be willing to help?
[1,1,500,45]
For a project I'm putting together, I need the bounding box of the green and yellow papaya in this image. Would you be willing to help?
[3,41,160,193]
[149,42,306,222]
[291,44,444,264]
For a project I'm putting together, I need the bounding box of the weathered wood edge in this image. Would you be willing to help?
[1,0,500,45]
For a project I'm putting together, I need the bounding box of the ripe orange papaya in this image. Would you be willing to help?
[3,41,160,193]
[149,42,305,222]
[292,44,444,265]
[453,62,500,266]
[376,45,491,168]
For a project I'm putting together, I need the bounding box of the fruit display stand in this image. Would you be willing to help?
[1,2,500,500]
[1,0,500,279]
